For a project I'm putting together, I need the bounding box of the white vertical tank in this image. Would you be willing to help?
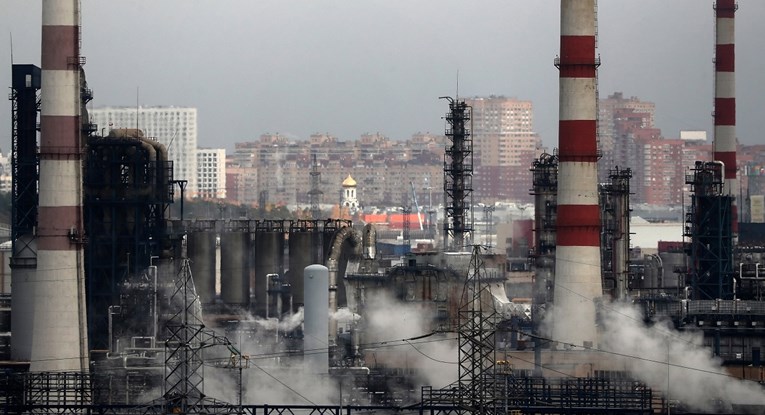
[303,264,329,374]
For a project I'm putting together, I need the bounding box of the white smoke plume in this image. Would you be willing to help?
[332,307,358,324]
[363,291,458,390]
[240,307,304,332]
[201,308,342,405]
[205,365,341,405]
[600,302,765,413]
[201,291,460,405]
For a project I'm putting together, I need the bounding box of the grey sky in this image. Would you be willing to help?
[2,1,764,151]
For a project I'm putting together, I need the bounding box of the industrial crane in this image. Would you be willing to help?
[410,181,424,231]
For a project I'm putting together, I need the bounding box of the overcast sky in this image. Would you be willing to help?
[2,1,764,151]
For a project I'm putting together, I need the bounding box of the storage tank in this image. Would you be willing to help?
[187,231,217,304]
[303,264,329,374]
[253,229,284,317]
[220,232,250,306]
[289,229,314,310]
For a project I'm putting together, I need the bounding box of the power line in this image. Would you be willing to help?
[249,360,318,406]
[404,340,456,365]
[513,328,741,381]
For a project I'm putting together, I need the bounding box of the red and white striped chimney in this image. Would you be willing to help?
[714,0,737,237]
[552,0,602,347]
[31,0,88,371]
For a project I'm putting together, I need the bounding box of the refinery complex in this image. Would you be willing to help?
[3,1,765,414]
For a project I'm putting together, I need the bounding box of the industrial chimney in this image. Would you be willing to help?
[552,0,602,348]
[714,0,737,239]
[19,0,88,372]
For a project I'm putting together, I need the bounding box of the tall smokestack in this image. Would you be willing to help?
[29,0,88,371]
[552,0,602,347]
[714,0,737,239]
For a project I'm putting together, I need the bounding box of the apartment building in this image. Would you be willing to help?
[464,96,542,203]
[196,148,226,199]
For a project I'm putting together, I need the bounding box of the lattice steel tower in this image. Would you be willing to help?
[442,97,473,252]
[159,259,241,415]
[308,153,323,220]
[9,65,40,271]
[457,245,499,414]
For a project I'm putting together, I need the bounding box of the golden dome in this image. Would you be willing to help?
[342,174,357,187]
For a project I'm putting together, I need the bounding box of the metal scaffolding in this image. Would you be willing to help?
[442,97,474,251]
[685,161,734,301]
[84,134,174,350]
[9,64,41,270]
[308,153,323,220]
[530,153,557,375]
[600,167,632,300]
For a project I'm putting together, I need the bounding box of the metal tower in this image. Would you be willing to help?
[9,65,41,271]
[482,205,495,251]
[530,153,558,301]
[308,153,323,220]
[685,161,734,300]
[160,259,241,415]
[457,245,499,414]
[530,152,558,375]
[402,206,411,254]
[442,97,473,252]
[600,167,632,300]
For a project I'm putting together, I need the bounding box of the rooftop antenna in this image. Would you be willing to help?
[136,86,139,130]
[456,70,460,99]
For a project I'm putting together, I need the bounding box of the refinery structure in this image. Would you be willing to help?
[3,1,765,415]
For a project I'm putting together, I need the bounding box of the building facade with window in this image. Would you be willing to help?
[196,148,226,199]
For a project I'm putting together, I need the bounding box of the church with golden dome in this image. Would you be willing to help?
[341,174,359,212]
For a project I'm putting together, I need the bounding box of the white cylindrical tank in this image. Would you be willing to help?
[303,264,329,374]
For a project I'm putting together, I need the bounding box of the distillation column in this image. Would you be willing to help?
[714,0,738,241]
[30,0,88,371]
[552,0,602,347]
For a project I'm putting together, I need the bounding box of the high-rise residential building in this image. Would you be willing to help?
[599,92,657,183]
[467,96,539,166]
[196,148,226,199]
[465,96,541,203]
[0,151,11,193]
[89,106,199,196]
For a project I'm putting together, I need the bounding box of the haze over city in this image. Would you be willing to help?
[6,2,765,413]
[2,0,765,151]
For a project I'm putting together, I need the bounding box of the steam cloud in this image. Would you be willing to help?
[363,291,458,390]
[600,302,765,413]
[203,308,340,405]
